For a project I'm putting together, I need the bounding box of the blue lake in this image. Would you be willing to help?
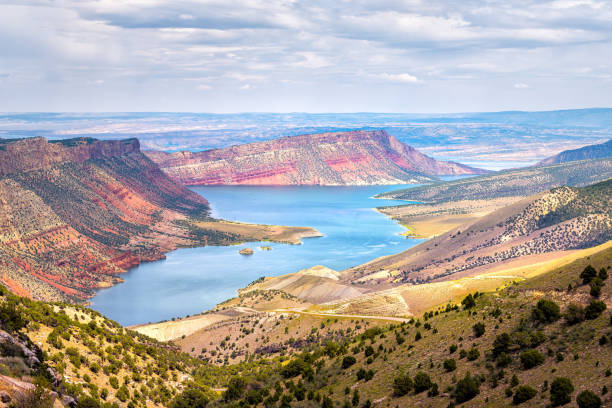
[90,185,424,326]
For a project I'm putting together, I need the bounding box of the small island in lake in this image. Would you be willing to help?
[239,248,254,255]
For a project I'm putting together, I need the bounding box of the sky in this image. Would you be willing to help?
[1,0,612,112]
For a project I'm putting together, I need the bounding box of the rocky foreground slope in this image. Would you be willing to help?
[0,137,316,303]
[145,130,488,186]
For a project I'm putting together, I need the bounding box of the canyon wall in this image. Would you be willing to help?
[146,130,488,186]
[0,137,230,303]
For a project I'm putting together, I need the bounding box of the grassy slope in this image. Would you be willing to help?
[188,243,611,408]
[1,243,610,408]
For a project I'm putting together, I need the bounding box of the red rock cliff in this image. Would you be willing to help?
[0,137,140,176]
[146,130,488,186]
[0,136,216,303]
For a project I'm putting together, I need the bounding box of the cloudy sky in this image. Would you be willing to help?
[1,0,611,112]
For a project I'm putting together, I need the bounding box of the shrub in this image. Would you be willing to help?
[496,352,513,368]
[513,385,537,404]
[444,359,457,372]
[589,278,604,298]
[342,356,356,369]
[520,349,545,369]
[472,322,485,337]
[510,375,519,387]
[0,301,26,332]
[564,303,585,325]
[598,268,608,281]
[581,265,597,284]
[280,358,312,378]
[364,345,374,357]
[530,330,546,347]
[576,390,602,408]
[449,344,458,354]
[532,299,560,323]
[109,376,119,389]
[493,333,511,356]
[413,372,432,393]
[76,396,100,408]
[170,385,210,408]
[585,300,606,320]
[321,396,333,408]
[462,294,476,309]
[224,377,247,401]
[10,385,54,408]
[455,373,480,403]
[550,377,574,406]
[393,374,413,396]
[352,390,359,406]
[467,347,480,361]
[116,385,129,402]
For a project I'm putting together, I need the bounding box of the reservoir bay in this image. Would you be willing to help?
[90,185,424,326]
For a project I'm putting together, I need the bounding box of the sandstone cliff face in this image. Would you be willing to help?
[0,137,140,176]
[146,130,488,186]
[0,137,218,303]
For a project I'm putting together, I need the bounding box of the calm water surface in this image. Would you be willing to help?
[90,185,424,325]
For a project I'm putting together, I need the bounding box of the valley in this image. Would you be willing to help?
[1,131,611,408]
[0,137,318,304]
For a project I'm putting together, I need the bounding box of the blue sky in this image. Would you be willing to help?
[1,0,611,112]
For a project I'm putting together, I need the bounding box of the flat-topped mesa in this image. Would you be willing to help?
[146,130,488,186]
[0,137,140,176]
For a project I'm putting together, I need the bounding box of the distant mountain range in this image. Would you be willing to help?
[538,138,612,166]
[145,130,488,186]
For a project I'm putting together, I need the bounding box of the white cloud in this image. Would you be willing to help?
[379,73,420,83]
[225,72,265,81]
[514,83,530,89]
[290,52,331,69]
[1,0,612,111]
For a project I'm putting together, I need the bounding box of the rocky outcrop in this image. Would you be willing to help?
[0,137,217,302]
[0,137,140,176]
[146,130,488,186]
[538,139,612,166]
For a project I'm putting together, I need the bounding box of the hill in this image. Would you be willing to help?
[377,157,612,203]
[538,139,612,166]
[0,137,318,303]
[126,238,612,408]
[349,179,612,288]
[145,130,488,186]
